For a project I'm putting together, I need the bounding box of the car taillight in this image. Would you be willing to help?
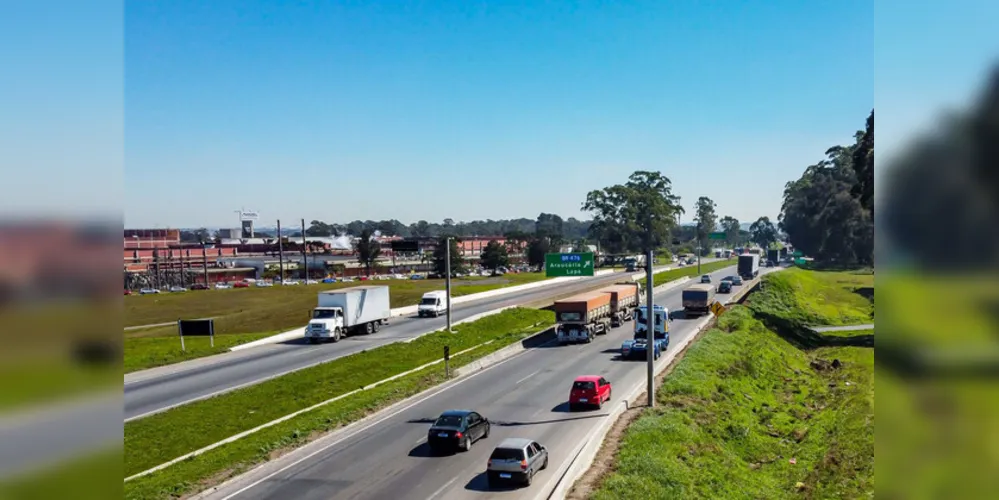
[455,431,463,439]
[487,459,492,467]
[520,459,528,470]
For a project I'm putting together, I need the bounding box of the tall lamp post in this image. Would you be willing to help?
[445,237,453,332]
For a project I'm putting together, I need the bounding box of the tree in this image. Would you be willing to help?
[353,228,381,276]
[306,220,337,237]
[852,110,874,219]
[432,236,465,276]
[480,240,510,273]
[535,213,565,247]
[749,216,779,249]
[411,220,432,237]
[582,171,684,255]
[525,237,550,270]
[720,216,741,247]
[693,197,718,250]
[571,238,590,253]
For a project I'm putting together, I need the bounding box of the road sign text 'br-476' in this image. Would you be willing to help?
[545,253,594,277]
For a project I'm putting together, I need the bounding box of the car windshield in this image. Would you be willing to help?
[434,415,463,427]
[490,448,525,461]
[420,297,437,305]
[573,381,596,391]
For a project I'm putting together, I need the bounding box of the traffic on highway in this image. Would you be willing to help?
[196,264,754,500]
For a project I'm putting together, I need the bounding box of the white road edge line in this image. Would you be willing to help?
[516,369,540,386]
[210,336,551,500]
[427,475,460,500]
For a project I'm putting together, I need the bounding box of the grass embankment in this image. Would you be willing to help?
[124,272,548,372]
[637,258,735,288]
[124,307,554,499]
[589,268,874,499]
[593,306,874,499]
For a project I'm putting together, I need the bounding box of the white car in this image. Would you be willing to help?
[139,288,160,295]
[214,283,232,289]
[282,280,300,285]
[342,277,354,283]
[305,279,319,285]
[169,286,187,292]
[256,281,274,287]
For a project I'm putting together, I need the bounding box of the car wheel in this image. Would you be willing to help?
[461,436,470,451]
[541,455,549,470]
[597,398,602,410]
[483,424,490,439]
[607,389,612,401]
[525,469,533,486]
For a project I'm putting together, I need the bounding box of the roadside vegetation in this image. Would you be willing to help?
[0,446,121,500]
[587,268,874,499]
[124,272,548,372]
[124,307,553,499]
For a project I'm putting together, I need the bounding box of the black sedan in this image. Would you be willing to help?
[427,409,490,453]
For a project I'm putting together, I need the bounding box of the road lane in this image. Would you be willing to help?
[125,267,705,421]
[200,264,745,500]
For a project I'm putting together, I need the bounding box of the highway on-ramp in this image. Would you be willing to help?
[196,264,754,500]
[125,267,709,421]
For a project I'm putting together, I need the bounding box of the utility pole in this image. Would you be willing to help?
[445,237,453,332]
[277,220,285,283]
[697,222,702,274]
[201,240,209,287]
[646,247,655,407]
[301,219,307,282]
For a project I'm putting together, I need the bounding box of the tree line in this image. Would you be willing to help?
[780,110,874,266]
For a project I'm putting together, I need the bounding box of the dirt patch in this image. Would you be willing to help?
[566,318,717,499]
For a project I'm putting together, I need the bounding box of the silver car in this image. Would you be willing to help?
[486,437,548,488]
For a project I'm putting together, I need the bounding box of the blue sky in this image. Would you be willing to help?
[121,0,875,228]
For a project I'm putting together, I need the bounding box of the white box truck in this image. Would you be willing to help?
[306,285,391,343]
[417,290,448,318]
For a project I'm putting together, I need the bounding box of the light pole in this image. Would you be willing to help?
[645,247,655,407]
[201,239,210,287]
[445,237,453,332]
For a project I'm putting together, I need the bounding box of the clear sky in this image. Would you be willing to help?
[120,0,874,229]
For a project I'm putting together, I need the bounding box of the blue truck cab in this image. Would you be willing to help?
[621,305,670,360]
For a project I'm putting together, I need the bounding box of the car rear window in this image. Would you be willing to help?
[573,381,596,391]
[434,415,462,427]
[490,447,525,461]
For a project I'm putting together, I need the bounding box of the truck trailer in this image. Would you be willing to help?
[554,291,612,344]
[738,254,760,280]
[681,284,715,317]
[599,283,640,327]
[306,285,391,343]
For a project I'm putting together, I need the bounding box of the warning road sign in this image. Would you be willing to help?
[710,301,727,317]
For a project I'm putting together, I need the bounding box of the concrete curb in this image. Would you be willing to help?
[541,313,716,500]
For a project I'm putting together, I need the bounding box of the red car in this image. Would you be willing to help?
[568,375,612,411]
[233,281,250,288]
[124,289,132,295]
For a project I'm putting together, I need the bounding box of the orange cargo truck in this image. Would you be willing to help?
[554,291,612,344]
[599,282,640,327]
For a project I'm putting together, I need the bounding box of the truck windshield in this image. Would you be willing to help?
[559,312,582,322]
[683,291,708,300]
[312,309,338,319]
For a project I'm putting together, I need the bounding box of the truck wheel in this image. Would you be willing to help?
[372,321,380,333]
[365,322,374,335]
[332,329,341,342]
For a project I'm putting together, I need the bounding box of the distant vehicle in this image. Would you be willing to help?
[305,285,391,343]
[598,283,640,327]
[342,277,355,283]
[700,275,711,283]
[717,281,732,293]
[215,282,232,289]
[682,284,716,316]
[124,289,132,295]
[486,438,548,488]
[322,278,336,283]
[282,280,300,286]
[621,336,661,361]
[569,375,612,410]
[410,274,425,280]
[767,260,776,268]
[554,291,612,344]
[190,283,208,290]
[138,288,159,294]
[169,286,187,292]
[359,276,369,281]
[721,275,735,283]
[427,410,490,453]
[738,254,760,280]
[731,276,743,286]
[418,290,448,318]
[715,250,722,258]
[233,281,249,288]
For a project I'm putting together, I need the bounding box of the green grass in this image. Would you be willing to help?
[0,361,120,411]
[819,327,874,338]
[124,307,553,481]
[637,258,736,288]
[592,306,873,499]
[124,331,282,373]
[0,446,122,500]
[747,268,873,327]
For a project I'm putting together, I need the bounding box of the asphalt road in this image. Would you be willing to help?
[199,264,751,500]
[125,267,700,421]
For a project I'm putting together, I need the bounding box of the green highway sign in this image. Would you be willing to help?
[708,232,726,240]
[545,252,594,277]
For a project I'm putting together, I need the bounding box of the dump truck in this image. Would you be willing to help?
[738,254,760,280]
[554,291,612,344]
[599,282,640,327]
[305,285,391,343]
[681,284,715,316]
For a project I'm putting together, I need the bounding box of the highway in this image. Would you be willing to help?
[125,267,705,421]
[198,264,753,500]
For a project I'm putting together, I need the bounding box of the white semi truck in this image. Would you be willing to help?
[305,285,391,343]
